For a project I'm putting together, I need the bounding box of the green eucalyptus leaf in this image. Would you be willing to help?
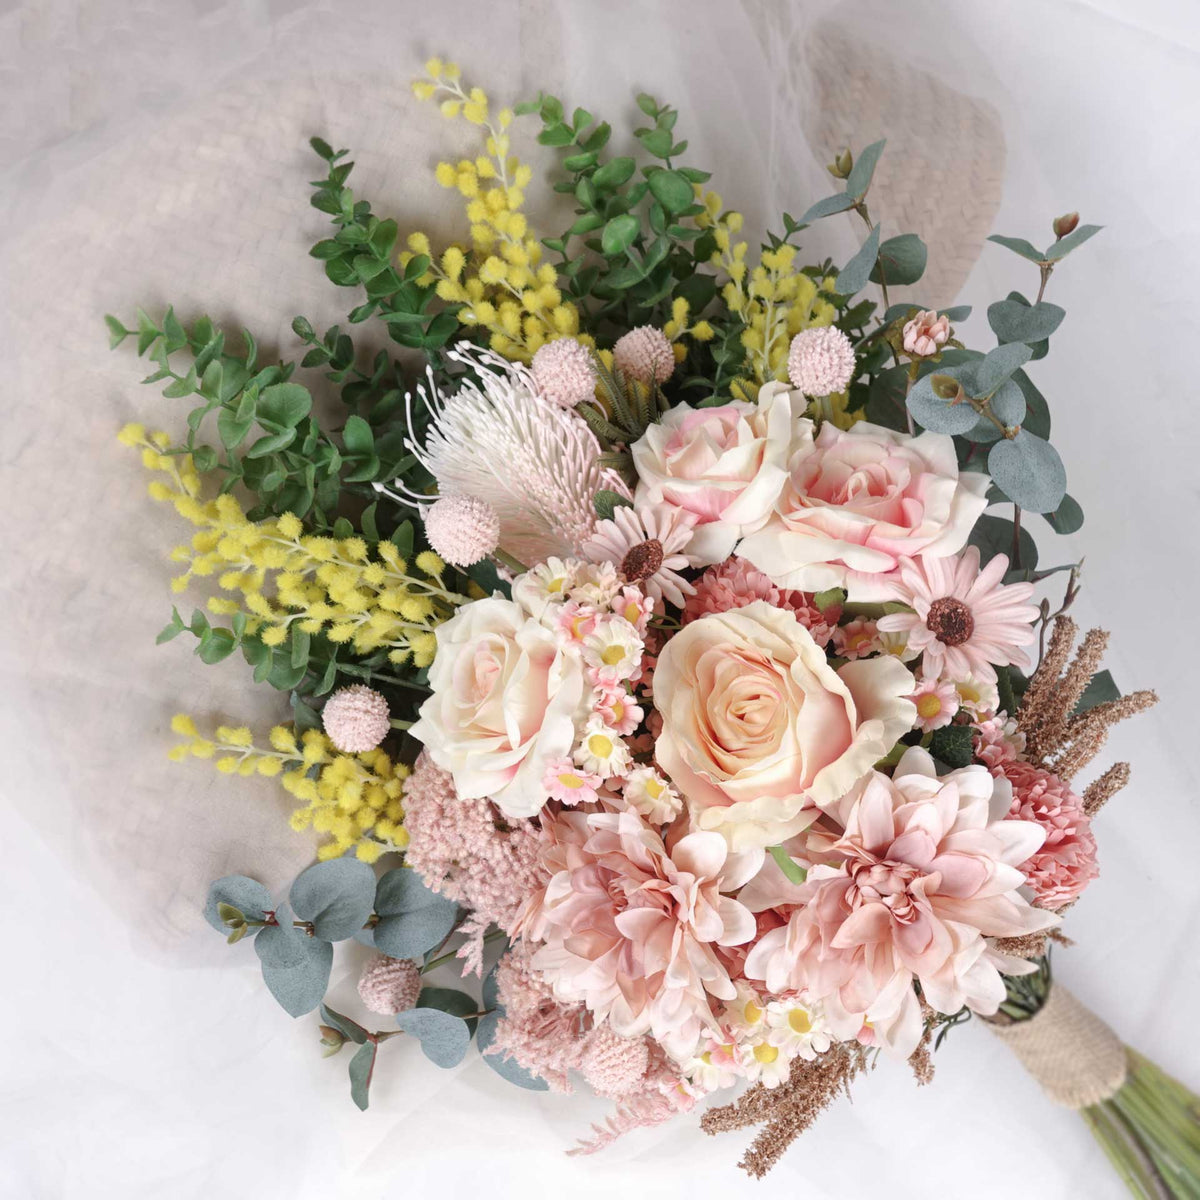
[289,858,377,941]
[845,139,886,199]
[246,429,296,458]
[988,431,1067,514]
[794,193,856,225]
[987,299,1065,345]
[601,213,640,256]
[974,342,1033,396]
[395,1007,471,1068]
[255,915,333,1017]
[592,156,636,190]
[348,1040,377,1110]
[320,1003,369,1045]
[870,233,926,286]
[646,169,693,214]
[342,415,375,456]
[987,234,1046,263]
[417,987,480,1035]
[204,875,272,933]
[1011,369,1051,440]
[906,368,978,435]
[968,514,1039,572]
[1042,224,1102,261]
[1043,493,1084,535]
[373,869,459,959]
[834,225,880,297]
[1073,668,1120,714]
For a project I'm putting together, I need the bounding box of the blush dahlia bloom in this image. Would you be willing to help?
[745,748,1056,1057]
[992,759,1099,909]
[653,601,916,849]
[583,504,699,609]
[683,555,840,646]
[737,421,990,600]
[877,547,1039,684]
[518,809,763,1060]
[630,383,807,564]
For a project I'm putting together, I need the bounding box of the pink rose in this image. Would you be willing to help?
[902,309,951,357]
[410,596,588,818]
[652,601,916,850]
[737,421,989,600]
[630,382,808,564]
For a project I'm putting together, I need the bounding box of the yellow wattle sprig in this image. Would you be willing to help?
[407,58,582,361]
[695,190,839,393]
[123,429,467,669]
[169,714,408,863]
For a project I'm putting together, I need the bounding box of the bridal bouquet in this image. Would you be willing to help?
[111,57,1197,1191]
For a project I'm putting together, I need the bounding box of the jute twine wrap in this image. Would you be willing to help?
[989,984,1128,1109]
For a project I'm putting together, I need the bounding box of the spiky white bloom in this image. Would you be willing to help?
[400,347,630,566]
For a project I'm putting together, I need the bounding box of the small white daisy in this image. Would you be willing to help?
[512,556,579,620]
[621,765,682,825]
[739,1039,793,1088]
[682,1042,739,1092]
[582,615,643,684]
[766,999,832,1061]
[574,717,632,779]
[721,982,769,1041]
[953,673,1001,719]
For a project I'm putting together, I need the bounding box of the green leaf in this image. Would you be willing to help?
[204,875,272,933]
[592,156,636,190]
[834,225,880,297]
[163,368,197,399]
[476,965,549,1091]
[217,408,254,450]
[1011,369,1051,440]
[593,489,634,520]
[794,193,856,225]
[1073,668,1120,715]
[636,127,673,158]
[342,414,374,456]
[155,608,185,644]
[320,1003,369,1046]
[104,314,130,349]
[1042,493,1084,535]
[257,383,312,429]
[813,587,847,613]
[988,431,1067,514]
[646,169,693,214]
[870,233,927,286]
[930,724,974,769]
[987,234,1046,263]
[289,626,311,670]
[162,307,187,353]
[373,869,459,959]
[246,429,296,458]
[254,910,333,1017]
[968,514,1039,572]
[601,213,640,256]
[197,628,237,664]
[417,987,480,1035]
[975,342,1033,396]
[636,92,659,117]
[845,139,886,199]
[768,845,807,884]
[289,858,377,942]
[1042,224,1102,261]
[906,368,978,435]
[395,1007,472,1069]
[348,1040,378,1110]
[310,136,336,161]
[987,299,1065,345]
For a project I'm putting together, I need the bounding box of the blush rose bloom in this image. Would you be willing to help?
[410,596,588,819]
[652,601,917,850]
[630,382,809,564]
[737,421,989,601]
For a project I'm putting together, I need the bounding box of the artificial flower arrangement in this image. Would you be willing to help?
[110,58,1200,1192]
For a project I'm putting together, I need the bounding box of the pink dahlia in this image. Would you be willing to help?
[582,504,698,609]
[877,547,1039,684]
[682,555,839,645]
[517,809,761,1059]
[992,759,1099,910]
[972,714,1026,770]
[745,748,1056,1057]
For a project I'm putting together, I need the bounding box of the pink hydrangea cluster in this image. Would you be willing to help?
[990,758,1099,910]
[402,753,548,973]
[683,555,839,646]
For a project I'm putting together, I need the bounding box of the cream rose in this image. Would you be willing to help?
[652,601,916,849]
[410,596,588,818]
[630,382,810,564]
[737,421,989,600]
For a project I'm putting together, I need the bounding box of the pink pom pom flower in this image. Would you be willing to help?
[531,337,597,409]
[580,1024,651,1098]
[423,494,500,568]
[357,954,421,1015]
[787,326,856,396]
[613,326,675,385]
[322,684,391,753]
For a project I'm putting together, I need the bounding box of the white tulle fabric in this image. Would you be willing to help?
[3,2,1197,1198]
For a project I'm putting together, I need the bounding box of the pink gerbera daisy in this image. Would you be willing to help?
[909,677,960,731]
[877,547,1038,683]
[543,758,604,806]
[582,505,698,609]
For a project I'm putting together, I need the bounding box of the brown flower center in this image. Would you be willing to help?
[621,538,664,583]
[926,597,975,646]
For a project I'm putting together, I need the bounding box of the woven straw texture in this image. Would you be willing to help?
[989,984,1128,1109]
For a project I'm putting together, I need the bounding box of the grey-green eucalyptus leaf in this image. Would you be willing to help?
[988,431,1067,514]
[204,875,272,933]
[395,1007,472,1069]
[289,857,377,942]
[373,869,459,959]
[834,225,880,297]
[987,299,1065,345]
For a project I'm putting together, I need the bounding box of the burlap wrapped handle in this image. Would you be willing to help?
[988,984,1128,1109]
